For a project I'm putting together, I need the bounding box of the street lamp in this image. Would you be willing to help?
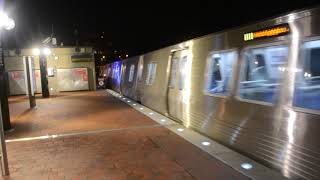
[32,47,51,98]
[0,12,14,176]
[0,12,15,131]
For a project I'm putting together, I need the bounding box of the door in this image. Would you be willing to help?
[135,56,144,103]
[167,49,189,121]
[120,63,126,94]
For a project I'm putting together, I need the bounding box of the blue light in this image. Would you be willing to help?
[111,61,122,91]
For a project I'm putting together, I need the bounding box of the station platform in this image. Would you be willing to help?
[1,90,286,180]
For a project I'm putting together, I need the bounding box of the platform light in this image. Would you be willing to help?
[0,12,15,30]
[54,56,59,60]
[201,141,211,146]
[43,48,51,55]
[127,100,131,103]
[4,18,14,30]
[139,107,144,110]
[177,128,184,132]
[122,98,126,100]
[132,104,136,106]
[32,48,41,56]
[149,112,154,115]
[241,163,253,170]
[160,119,166,122]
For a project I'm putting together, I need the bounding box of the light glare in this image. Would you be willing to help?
[33,48,40,56]
[43,48,51,55]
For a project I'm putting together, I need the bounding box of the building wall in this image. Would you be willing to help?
[4,46,96,95]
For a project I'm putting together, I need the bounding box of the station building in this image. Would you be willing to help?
[4,46,96,96]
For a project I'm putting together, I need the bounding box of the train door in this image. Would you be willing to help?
[168,49,189,121]
[120,63,126,94]
[135,56,144,103]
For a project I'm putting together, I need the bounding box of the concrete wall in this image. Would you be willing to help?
[4,46,96,95]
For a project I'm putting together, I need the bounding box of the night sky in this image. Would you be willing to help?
[3,0,320,58]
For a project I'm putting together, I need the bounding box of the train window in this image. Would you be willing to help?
[128,65,135,82]
[169,58,178,88]
[204,51,237,96]
[179,56,188,90]
[293,40,320,110]
[238,45,288,103]
[146,63,157,85]
[107,67,111,76]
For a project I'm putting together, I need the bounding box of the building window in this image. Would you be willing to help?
[238,45,288,103]
[146,63,157,85]
[293,40,320,110]
[128,65,135,82]
[169,58,178,88]
[204,51,237,96]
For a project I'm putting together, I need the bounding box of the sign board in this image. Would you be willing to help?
[244,24,290,41]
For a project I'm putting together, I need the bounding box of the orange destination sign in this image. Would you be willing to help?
[244,24,290,41]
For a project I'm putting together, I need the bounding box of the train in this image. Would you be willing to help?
[104,6,320,180]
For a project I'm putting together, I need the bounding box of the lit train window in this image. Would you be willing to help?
[238,45,288,103]
[169,58,178,88]
[293,40,320,110]
[204,51,237,96]
[146,63,157,85]
[179,56,188,90]
[128,65,135,82]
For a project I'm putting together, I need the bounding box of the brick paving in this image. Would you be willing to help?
[1,91,249,180]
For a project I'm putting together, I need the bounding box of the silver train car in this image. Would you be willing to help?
[106,6,320,180]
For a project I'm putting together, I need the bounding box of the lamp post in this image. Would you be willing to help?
[33,47,51,98]
[0,12,15,176]
[0,12,15,132]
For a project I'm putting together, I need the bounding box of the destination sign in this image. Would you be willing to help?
[244,24,290,41]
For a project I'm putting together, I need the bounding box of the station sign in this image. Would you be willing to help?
[244,24,290,41]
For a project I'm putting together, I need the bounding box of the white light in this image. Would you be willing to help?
[139,108,144,110]
[122,98,126,100]
[119,96,122,98]
[50,88,53,91]
[241,163,253,170]
[132,104,136,106]
[201,141,211,146]
[127,100,131,103]
[0,12,15,30]
[102,56,105,58]
[160,119,166,122]
[51,135,58,138]
[33,48,40,56]
[254,61,258,65]
[54,56,59,60]
[43,48,51,55]
[149,112,154,115]
[4,18,14,30]
[177,128,184,132]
